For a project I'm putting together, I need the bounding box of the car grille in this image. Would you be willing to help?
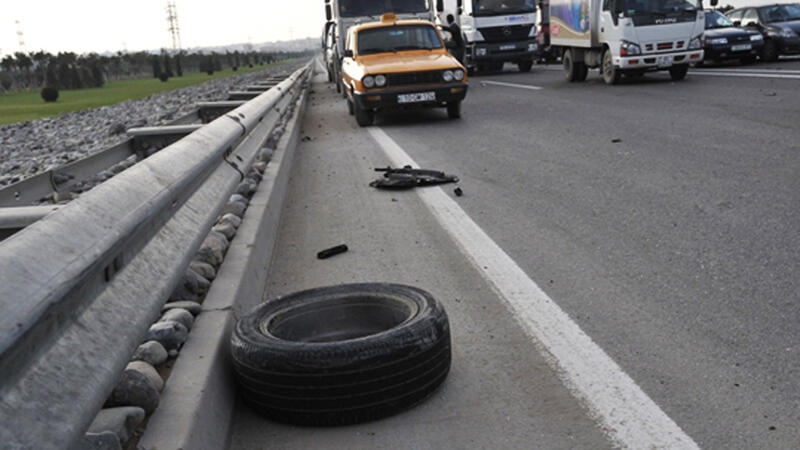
[478,25,533,43]
[386,71,443,86]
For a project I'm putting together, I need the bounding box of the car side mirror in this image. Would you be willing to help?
[343,49,354,58]
[733,20,741,26]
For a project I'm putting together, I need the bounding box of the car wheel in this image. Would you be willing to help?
[669,64,689,81]
[347,98,354,115]
[740,56,757,65]
[354,101,374,126]
[761,40,778,62]
[327,69,334,83]
[230,283,451,426]
[447,101,461,119]
[518,60,533,72]
[601,49,620,85]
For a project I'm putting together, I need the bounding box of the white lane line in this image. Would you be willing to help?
[696,68,800,74]
[690,70,800,79]
[368,126,699,450]
[481,80,544,90]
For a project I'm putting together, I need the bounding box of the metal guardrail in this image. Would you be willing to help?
[0,62,312,449]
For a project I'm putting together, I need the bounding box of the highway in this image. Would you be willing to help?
[229,60,800,449]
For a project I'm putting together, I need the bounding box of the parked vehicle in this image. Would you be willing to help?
[726,4,800,61]
[341,14,468,126]
[323,22,338,82]
[536,0,558,62]
[549,0,705,84]
[324,0,438,95]
[701,10,764,64]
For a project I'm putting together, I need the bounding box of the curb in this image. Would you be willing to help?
[137,70,311,450]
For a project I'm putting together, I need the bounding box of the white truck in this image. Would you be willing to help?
[324,0,438,94]
[549,0,705,84]
[439,0,540,72]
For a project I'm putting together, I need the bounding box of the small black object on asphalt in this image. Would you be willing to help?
[612,138,622,143]
[317,244,348,259]
[370,165,459,189]
[454,187,463,197]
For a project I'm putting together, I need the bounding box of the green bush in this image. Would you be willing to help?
[0,77,11,91]
[41,86,59,102]
[159,72,169,82]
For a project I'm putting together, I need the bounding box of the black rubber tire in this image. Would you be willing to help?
[336,76,342,93]
[327,69,334,83]
[518,60,533,72]
[489,62,504,72]
[740,56,757,65]
[602,49,620,85]
[669,64,689,81]
[761,40,778,62]
[563,49,578,82]
[354,101,374,126]
[575,62,588,81]
[230,283,451,426]
[347,98,354,115]
[447,101,461,119]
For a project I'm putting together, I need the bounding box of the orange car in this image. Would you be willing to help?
[341,14,468,126]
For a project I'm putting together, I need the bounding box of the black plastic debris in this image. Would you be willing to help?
[611,138,622,143]
[370,166,459,190]
[454,187,463,197]
[317,244,348,259]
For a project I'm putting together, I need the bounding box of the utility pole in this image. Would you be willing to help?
[166,2,182,52]
[15,20,27,52]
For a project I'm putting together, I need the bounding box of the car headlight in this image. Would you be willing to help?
[362,75,375,88]
[475,47,487,56]
[453,69,465,81]
[688,37,702,49]
[781,29,798,38]
[442,70,454,82]
[750,34,763,41]
[710,37,728,45]
[375,74,387,87]
[620,40,641,56]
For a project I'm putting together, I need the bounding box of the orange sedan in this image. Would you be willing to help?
[341,14,468,126]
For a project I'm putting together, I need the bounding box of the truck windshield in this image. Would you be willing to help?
[473,0,536,16]
[358,25,443,54]
[338,0,430,17]
[622,0,700,16]
[758,4,800,23]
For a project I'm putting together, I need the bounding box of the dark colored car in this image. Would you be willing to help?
[726,4,800,61]
[702,11,764,64]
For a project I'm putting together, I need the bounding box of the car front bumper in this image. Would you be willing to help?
[704,41,764,60]
[616,50,704,70]
[354,84,468,110]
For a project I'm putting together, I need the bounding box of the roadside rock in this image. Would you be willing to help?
[87,407,145,443]
[126,361,164,391]
[219,213,242,229]
[222,200,247,218]
[131,341,168,367]
[162,301,202,316]
[79,431,121,450]
[159,308,194,332]
[213,222,237,241]
[104,369,160,414]
[146,321,188,351]
[189,260,216,280]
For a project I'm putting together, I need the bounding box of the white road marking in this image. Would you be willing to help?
[368,126,699,450]
[690,70,800,79]
[481,80,544,90]
[695,67,800,74]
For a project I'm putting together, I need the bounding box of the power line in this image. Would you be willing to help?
[166,2,182,51]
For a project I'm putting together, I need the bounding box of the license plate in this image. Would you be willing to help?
[397,92,436,104]
[657,55,673,67]
[731,44,752,52]
[499,44,516,51]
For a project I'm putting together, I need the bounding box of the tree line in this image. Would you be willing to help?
[0,49,308,93]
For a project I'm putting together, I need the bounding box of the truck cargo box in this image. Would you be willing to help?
[549,0,598,47]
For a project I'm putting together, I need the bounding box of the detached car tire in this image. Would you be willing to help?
[230,283,451,426]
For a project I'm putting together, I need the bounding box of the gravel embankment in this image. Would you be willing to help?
[0,62,301,188]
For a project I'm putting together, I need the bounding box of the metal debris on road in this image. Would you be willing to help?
[317,244,349,259]
[370,166,459,189]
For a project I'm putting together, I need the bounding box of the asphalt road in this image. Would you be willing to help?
[230,59,800,449]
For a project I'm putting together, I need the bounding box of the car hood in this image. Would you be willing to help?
[358,52,462,74]
[767,20,800,33]
[704,26,760,38]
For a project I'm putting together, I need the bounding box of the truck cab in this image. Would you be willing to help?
[550,0,705,84]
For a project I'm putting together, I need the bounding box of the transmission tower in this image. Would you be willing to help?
[15,20,27,52]
[166,2,182,51]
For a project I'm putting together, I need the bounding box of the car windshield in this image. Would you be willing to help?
[758,4,800,22]
[472,0,536,16]
[622,0,701,16]
[705,11,734,28]
[338,0,430,17]
[357,25,443,54]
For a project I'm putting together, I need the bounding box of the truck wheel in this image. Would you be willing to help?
[447,101,461,119]
[761,40,778,62]
[518,60,533,72]
[601,49,620,85]
[740,56,756,65]
[576,62,588,81]
[354,101,374,126]
[490,62,504,72]
[563,49,578,82]
[669,64,689,81]
[230,283,451,426]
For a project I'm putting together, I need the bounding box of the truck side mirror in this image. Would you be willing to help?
[325,4,332,21]
[343,49,354,58]
[437,0,444,12]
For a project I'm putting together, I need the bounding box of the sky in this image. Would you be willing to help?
[1,0,325,57]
